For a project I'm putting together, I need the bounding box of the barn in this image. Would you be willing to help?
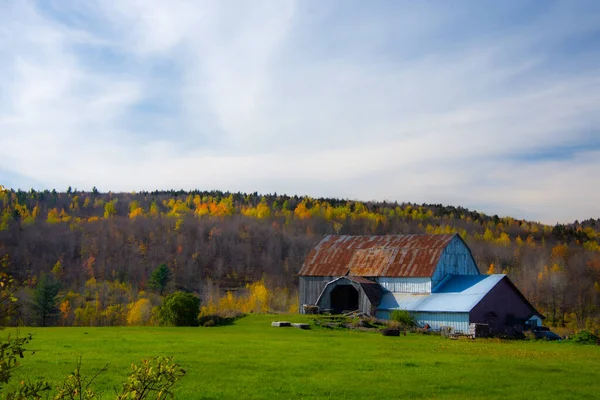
[299,234,543,334]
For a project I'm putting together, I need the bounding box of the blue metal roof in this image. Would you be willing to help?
[378,292,429,311]
[378,274,506,313]
[433,274,504,294]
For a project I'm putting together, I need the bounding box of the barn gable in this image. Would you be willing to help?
[431,235,479,287]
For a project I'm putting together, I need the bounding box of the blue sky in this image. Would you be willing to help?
[1,1,599,224]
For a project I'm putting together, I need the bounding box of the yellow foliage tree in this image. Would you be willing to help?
[59,300,71,326]
[149,201,159,217]
[294,201,311,220]
[496,233,511,246]
[551,244,569,261]
[127,298,153,326]
[255,202,271,219]
[483,228,495,242]
[129,200,144,219]
[52,260,63,280]
[104,200,117,219]
[246,280,269,313]
[47,208,61,224]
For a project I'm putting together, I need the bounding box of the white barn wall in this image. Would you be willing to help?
[376,277,432,293]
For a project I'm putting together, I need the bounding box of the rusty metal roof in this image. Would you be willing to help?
[345,276,377,285]
[299,234,457,277]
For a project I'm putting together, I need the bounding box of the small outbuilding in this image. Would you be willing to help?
[299,234,543,334]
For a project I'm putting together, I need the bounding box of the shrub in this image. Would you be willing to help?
[390,310,415,327]
[159,292,200,326]
[569,330,600,345]
[197,312,245,327]
[115,356,186,399]
[388,320,401,329]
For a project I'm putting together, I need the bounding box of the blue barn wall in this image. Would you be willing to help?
[431,236,479,288]
[375,310,470,332]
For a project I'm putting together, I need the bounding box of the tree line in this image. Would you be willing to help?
[0,186,599,331]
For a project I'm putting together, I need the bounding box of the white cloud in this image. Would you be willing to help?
[0,1,599,223]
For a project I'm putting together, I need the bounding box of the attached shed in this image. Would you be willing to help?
[377,274,542,334]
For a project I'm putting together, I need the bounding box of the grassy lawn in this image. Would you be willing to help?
[4,315,600,399]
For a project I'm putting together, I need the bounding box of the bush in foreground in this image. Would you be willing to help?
[0,333,186,399]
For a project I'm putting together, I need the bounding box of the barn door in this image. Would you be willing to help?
[330,285,359,314]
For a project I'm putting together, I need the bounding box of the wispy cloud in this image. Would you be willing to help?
[1,1,599,223]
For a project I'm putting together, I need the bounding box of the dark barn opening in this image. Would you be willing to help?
[330,285,359,313]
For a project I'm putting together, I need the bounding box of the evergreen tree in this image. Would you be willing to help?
[148,264,171,296]
[31,273,61,327]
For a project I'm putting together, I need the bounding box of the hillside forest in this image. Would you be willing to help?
[0,186,599,332]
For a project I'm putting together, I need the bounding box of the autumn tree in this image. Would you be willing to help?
[127,298,153,326]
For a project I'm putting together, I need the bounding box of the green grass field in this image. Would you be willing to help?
[5,315,600,399]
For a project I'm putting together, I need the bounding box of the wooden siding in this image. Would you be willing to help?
[431,235,479,288]
[299,276,335,312]
[376,277,431,293]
